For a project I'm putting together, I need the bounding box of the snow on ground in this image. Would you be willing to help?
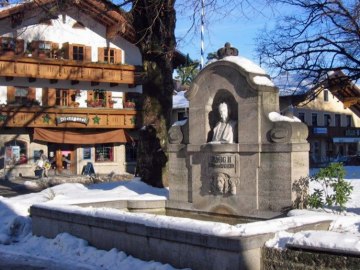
[0,168,360,269]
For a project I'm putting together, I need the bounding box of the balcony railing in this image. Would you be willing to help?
[0,106,138,129]
[0,56,144,85]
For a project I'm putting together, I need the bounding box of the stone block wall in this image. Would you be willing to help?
[262,247,360,269]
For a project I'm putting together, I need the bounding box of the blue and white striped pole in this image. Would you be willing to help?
[200,0,205,69]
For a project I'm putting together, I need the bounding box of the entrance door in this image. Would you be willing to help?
[48,144,76,175]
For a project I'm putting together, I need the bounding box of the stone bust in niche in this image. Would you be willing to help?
[211,102,237,143]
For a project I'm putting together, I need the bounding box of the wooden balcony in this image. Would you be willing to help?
[0,56,144,85]
[0,106,139,129]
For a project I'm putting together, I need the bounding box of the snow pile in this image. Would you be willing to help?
[0,167,359,268]
[268,111,301,122]
[172,90,189,109]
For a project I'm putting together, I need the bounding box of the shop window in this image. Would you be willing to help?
[125,142,137,162]
[4,140,27,165]
[95,144,114,162]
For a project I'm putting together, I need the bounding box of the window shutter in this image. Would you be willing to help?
[87,90,94,102]
[98,48,104,62]
[31,40,40,56]
[15,39,24,55]
[27,88,36,100]
[106,91,112,107]
[115,49,122,64]
[85,46,91,62]
[7,86,15,103]
[62,42,71,59]
[47,88,56,106]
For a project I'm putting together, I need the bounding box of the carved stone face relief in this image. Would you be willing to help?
[210,172,236,195]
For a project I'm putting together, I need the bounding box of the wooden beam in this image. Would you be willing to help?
[91,81,99,86]
[343,97,360,109]
[110,83,118,87]
[50,79,58,84]
[71,80,79,85]
[28,77,36,83]
[5,76,13,81]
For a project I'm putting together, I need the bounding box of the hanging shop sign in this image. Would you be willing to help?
[56,116,89,125]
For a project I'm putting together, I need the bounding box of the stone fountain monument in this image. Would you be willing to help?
[167,43,309,221]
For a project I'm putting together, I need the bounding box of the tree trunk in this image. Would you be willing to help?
[131,0,176,187]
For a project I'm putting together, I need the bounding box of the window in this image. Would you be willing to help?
[55,89,75,106]
[335,114,341,127]
[1,37,23,55]
[1,37,15,50]
[95,144,114,162]
[31,40,54,58]
[311,113,318,126]
[62,42,91,61]
[14,87,29,105]
[323,89,329,102]
[104,48,115,64]
[346,115,352,127]
[177,111,188,121]
[73,45,84,61]
[298,112,305,122]
[324,114,331,127]
[4,140,27,165]
[98,47,121,64]
[125,142,137,162]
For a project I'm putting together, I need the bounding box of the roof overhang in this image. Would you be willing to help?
[0,0,136,42]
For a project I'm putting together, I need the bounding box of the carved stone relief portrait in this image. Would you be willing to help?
[210,172,237,195]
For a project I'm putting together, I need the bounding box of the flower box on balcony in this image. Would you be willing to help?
[124,101,135,109]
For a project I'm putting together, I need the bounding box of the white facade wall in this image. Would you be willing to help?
[0,6,140,176]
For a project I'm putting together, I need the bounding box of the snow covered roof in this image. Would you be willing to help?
[172,90,189,109]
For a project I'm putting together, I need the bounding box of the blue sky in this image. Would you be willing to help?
[174,4,280,65]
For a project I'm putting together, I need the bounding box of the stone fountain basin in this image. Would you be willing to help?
[30,200,331,270]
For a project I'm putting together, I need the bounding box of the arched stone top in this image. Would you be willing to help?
[186,56,278,102]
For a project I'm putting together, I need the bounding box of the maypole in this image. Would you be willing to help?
[200,0,205,69]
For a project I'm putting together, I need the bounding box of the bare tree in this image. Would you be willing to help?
[256,0,360,89]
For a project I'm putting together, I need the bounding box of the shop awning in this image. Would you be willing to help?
[333,137,360,143]
[34,128,133,145]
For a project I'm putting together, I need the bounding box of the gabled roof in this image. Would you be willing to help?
[0,0,136,42]
[324,70,360,117]
[277,70,360,118]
